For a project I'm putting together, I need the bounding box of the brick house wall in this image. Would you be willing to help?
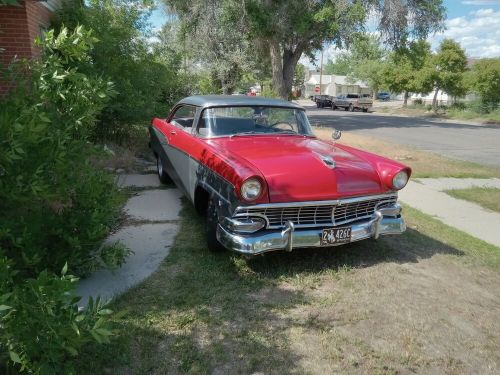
[0,0,54,96]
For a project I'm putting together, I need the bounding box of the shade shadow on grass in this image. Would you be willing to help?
[75,202,471,374]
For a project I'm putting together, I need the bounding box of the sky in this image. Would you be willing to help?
[148,0,500,63]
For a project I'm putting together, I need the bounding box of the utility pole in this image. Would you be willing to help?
[319,49,323,95]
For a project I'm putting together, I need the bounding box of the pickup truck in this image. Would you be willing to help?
[332,94,372,112]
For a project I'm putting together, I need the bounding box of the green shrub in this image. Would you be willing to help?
[0,258,115,374]
[0,25,126,373]
[450,101,466,111]
[55,0,190,143]
[0,26,126,277]
[413,98,424,106]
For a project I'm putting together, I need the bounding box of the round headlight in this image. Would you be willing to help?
[241,178,262,201]
[392,171,409,190]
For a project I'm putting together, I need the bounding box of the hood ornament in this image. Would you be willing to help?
[332,129,342,141]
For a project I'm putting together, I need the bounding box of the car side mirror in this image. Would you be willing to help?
[332,129,342,140]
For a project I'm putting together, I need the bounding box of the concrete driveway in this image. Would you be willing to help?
[305,103,500,167]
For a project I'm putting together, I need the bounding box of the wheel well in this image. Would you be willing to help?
[194,186,210,216]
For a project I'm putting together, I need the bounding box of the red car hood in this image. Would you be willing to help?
[211,135,389,203]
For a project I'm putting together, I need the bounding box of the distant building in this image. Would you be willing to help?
[304,73,371,98]
[0,0,62,96]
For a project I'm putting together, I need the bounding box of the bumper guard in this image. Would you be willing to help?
[216,204,405,255]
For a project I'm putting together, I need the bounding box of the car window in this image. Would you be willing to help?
[170,105,196,130]
[197,106,314,137]
[347,94,360,98]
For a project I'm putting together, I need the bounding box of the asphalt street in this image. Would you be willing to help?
[305,104,500,167]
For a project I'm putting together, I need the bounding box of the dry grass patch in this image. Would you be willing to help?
[75,202,500,374]
[314,127,500,178]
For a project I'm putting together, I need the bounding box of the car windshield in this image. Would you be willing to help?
[197,106,314,138]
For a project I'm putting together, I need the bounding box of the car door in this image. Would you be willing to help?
[164,105,198,195]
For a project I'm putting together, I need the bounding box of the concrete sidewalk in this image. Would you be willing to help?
[76,174,182,307]
[399,178,500,247]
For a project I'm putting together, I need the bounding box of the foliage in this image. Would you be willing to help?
[434,39,468,97]
[324,55,351,76]
[0,26,123,374]
[0,26,124,278]
[341,35,387,98]
[467,58,500,110]
[0,259,115,374]
[164,0,252,94]
[165,0,445,99]
[383,40,433,105]
[56,0,188,142]
[0,0,19,5]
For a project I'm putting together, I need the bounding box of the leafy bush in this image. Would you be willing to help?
[0,26,125,373]
[0,26,125,277]
[0,258,114,374]
[55,0,190,143]
[413,98,424,106]
[450,102,466,111]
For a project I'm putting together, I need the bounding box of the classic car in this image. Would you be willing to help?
[332,94,373,112]
[149,95,410,255]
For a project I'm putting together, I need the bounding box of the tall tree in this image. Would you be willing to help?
[166,0,445,99]
[165,0,252,94]
[422,39,468,109]
[383,40,433,106]
[325,33,385,79]
[345,34,388,99]
[468,58,500,110]
[243,0,445,98]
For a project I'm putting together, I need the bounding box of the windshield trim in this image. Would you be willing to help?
[195,105,313,139]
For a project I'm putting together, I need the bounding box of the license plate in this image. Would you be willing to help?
[321,227,352,246]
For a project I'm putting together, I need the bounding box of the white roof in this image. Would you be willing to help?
[306,74,369,88]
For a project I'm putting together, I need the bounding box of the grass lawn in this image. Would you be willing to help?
[445,187,500,213]
[313,127,500,179]
[75,202,500,374]
[374,105,500,124]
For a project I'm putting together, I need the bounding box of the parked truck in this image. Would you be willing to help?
[332,94,373,112]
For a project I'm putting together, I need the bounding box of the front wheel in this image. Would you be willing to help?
[362,108,368,112]
[206,199,225,252]
[156,155,172,184]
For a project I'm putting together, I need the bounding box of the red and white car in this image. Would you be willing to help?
[149,95,410,255]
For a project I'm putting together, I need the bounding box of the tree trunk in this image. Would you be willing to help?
[403,91,409,107]
[269,39,305,99]
[432,87,439,111]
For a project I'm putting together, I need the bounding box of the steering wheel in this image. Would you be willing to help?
[270,122,294,131]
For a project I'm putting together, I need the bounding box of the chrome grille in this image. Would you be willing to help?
[233,194,398,229]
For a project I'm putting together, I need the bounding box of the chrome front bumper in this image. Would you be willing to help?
[216,204,406,255]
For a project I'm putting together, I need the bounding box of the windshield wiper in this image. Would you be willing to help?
[229,131,263,138]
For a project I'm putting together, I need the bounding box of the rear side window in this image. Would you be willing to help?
[347,94,360,99]
[170,105,196,129]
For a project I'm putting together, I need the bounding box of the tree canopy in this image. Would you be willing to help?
[165,0,446,99]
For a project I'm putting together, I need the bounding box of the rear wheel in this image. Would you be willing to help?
[344,106,348,111]
[156,155,171,184]
[206,199,225,252]
[362,107,368,112]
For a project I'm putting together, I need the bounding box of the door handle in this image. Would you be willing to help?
[170,130,177,135]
